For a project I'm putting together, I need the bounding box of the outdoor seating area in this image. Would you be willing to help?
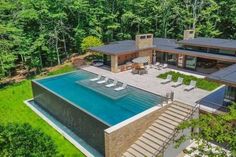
[131,57,169,75]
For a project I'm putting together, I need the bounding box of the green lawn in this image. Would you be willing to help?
[0,65,84,157]
[158,71,221,91]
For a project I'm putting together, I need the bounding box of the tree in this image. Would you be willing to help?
[175,104,236,157]
[81,36,103,53]
[0,123,60,156]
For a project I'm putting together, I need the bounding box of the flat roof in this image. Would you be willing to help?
[178,37,236,50]
[90,38,236,62]
[207,64,236,87]
[155,44,236,63]
[89,40,154,55]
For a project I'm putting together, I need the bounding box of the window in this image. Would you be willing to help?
[225,86,236,102]
[185,56,196,70]
[209,48,219,53]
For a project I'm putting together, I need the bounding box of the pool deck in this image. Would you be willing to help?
[82,66,210,106]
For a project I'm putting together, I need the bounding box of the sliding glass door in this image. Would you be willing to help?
[185,56,196,70]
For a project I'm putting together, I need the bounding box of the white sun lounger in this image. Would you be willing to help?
[114,83,127,91]
[162,63,168,69]
[184,80,197,91]
[90,75,102,81]
[161,74,172,84]
[97,77,109,84]
[154,62,161,70]
[172,77,183,87]
[106,79,118,87]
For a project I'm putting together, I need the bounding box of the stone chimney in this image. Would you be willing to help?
[184,30,195,40]
[135,34,153,49]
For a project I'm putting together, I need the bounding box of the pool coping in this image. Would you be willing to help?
[105,105,162,133]
[24,99,103,157]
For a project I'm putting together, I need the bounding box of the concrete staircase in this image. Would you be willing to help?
[122,101,195,157]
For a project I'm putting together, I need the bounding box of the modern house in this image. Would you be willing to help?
[27,30,236,157]
[90,30,236,74]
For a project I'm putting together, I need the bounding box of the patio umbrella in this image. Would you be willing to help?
[132,56,149,64]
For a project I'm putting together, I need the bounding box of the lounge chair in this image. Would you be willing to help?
[184,80,197,91]
[90,75,102,81]
[172,77,183,87]
[154,62,161,70]
[97,77,109,84]
[161,74,172,84]
[162,63,168,69]
[106,79,118,87]
[155,62,160,66]
[114,83,127,91]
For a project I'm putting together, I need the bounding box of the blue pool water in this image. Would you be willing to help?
[36,70,163,126]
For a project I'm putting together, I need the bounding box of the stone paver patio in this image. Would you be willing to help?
[82,66,210,106]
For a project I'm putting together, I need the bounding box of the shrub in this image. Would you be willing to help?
[0,123,60,157]
[158,71,221,91]
[81,36,103,53]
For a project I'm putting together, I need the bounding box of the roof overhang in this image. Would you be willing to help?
[155,47,236,63]
[177,38,236,51]
[207,64,236,87]
[89,46,154,56]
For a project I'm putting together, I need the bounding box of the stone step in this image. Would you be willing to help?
[168,107,190,117]
[136,140,156,154]
[165,110,187,120]
[126,148,144,157]
[143,133,164,146]
[155,119,176,130]
[159,116,179,126]
[139,136,161,150]
[170,105,191,113]
[150,125,173,137]
[123,151,136,157]
[146,129,167,142]
[131,143,153,157]
[174,101,193,110]
[152,123,174,134]
[161,113,183,123]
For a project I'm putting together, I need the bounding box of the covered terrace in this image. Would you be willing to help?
[89,36,154,73]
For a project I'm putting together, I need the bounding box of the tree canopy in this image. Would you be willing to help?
[0,123,59,157]
[81,36,103,53]
[0,0,236,78]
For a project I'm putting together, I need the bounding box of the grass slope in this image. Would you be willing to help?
[0,65,84,157]
[158,71,221,91]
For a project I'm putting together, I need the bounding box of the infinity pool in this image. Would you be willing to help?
[35,70,163,126]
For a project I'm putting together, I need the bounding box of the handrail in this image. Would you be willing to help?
[152,102,199,157]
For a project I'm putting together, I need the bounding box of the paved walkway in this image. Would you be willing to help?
[82,66,210,106]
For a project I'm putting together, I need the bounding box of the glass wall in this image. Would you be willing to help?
[156,51,177,65]
[185,56,197,70]
[225,86,236,102]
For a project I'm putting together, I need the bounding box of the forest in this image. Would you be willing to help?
[1,0,236,78]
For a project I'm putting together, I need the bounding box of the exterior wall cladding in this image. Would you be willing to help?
[31,81,109,155]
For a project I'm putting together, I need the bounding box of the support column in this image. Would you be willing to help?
[111,55,119,73]
[177,54,185,68]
